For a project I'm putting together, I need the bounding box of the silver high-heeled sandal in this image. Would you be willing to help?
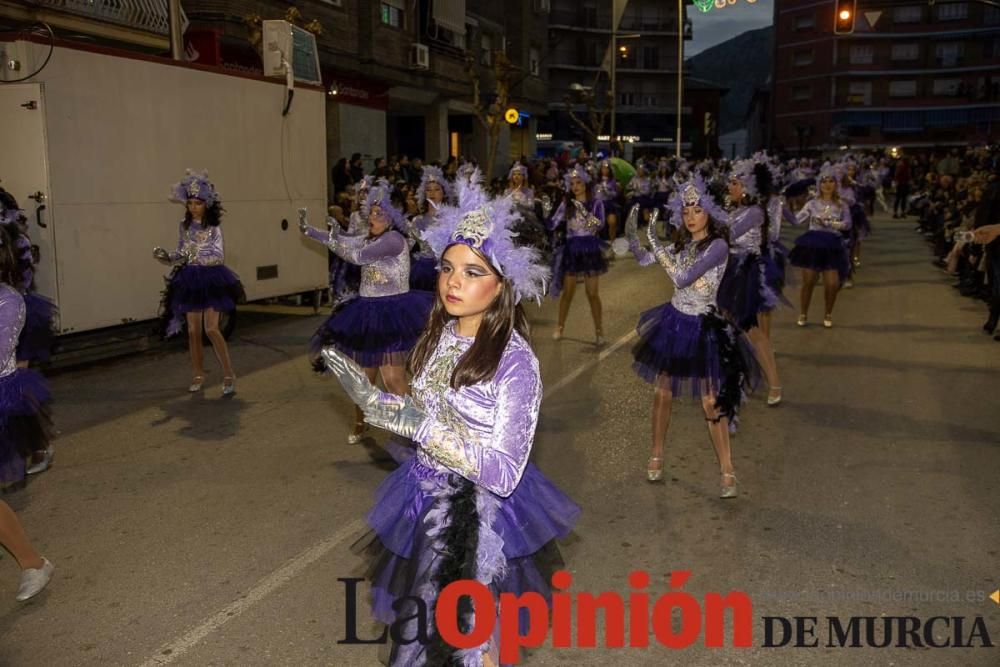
[552,326,563,341]
[189,376,204,392]
[222,377,236,396]
[767,386,783,406]
[647,457,664,482]
[720,473,738,499]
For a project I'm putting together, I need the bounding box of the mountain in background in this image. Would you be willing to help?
[687,26,772,134]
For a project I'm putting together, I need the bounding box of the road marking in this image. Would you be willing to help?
[544,329,637,398]
[137,328,633,665]
[137,520,364,666]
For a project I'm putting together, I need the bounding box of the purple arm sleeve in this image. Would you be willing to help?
[330,230,406,265]
[670,238,729,289]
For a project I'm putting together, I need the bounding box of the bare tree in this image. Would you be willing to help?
[465,50,515,182]
[563,88,612,153]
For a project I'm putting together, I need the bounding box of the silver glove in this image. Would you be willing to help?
[624,204,640,242]
[321,346,381,410]
[541,194,553,219]
[363,394,427,440]
[152,247,171,265]
[298,207,309,233]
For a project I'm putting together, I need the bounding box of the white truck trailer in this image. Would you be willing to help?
[0,35,328,335]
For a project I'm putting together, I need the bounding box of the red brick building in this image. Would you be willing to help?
[771,0,1000,152]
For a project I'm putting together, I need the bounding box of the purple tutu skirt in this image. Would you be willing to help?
[632,302,758,417]
[629,194,657,212]
[409,256,438,292]
[0,369,52,484]
[789,230,850,282]
[561,235,608,277]
[354,453,579,665]
[310,291,433,367]
[17,292,57,364]
[717,252,783,332]
[169,264,245,314]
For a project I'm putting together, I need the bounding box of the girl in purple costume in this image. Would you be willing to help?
[0,225,55,600]
[549,165,608,345]
[718,158,786,406]
[0,198,57,369]
[841,161,871,281]
[300,180,433,444]
[627,178,755,498]
[627,165,656,223]
[407,167,452,292]
[788,165,853,328]
[594,160,621,242]
[323,173,578,666]
[154,170,243,396]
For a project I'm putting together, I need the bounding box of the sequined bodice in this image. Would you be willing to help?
[767,196,785,243]
[0,284,25,377]
[631,177,652,196]
[177,221,224,266]
[360,234,410,298]
[801,199,848,234]
[566,200,603,237]
[410,325,540,479]
[670,243,726,316]
[728,207,763,254]
[594,179,617,201]
[509,187,534,209]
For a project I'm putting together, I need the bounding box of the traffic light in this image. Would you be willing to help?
[703,112,715,136]
[834,0,856,34]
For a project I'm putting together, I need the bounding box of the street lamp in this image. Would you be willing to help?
[609,32,640,154]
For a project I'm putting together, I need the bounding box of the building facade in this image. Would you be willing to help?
[771,0,1000,152]
[539,0,694,157]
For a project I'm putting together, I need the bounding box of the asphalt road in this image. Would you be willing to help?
[1,213,998,666]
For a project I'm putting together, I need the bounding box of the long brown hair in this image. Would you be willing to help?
[408,247,529,389]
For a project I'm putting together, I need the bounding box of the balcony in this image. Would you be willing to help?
[3,0,188,47]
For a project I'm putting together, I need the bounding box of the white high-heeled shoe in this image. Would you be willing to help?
[16,558,54,601]
[767,387,783,406]
[646,457,664,482]
[720,473,738,499]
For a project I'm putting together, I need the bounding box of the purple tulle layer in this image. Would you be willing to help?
[765,240,792,290]
[628,194,657,211]
[409,256,439,292]
[17,292,57,363]
[0,368,52,484]
[632,302,728,396]
[789,230,850,282]
[169,264,244,314]
[358,456,578,642]
[717,252,782,331]
[311,291,433,367]
[560,235,608,277]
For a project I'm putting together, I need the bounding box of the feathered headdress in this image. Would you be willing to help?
[562,164,591,191]
[169,169,220,206]
[415,166,453,207]
[818,162,842,182]
[728,158,760,197]
[364,178,406,230]
[507,162,528,180]
[666,174,728,227]
[423,169,550,304]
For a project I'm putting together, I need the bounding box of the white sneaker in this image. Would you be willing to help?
[16,558,54,601]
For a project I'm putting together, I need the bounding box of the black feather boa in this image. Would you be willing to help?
[702,309,749,421]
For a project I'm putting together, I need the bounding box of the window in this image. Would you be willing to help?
[935,42,964,66]
[620,92,635,106]
[986,37,1000,59]
[987,7,1000,24]
[893,6,922,23]
[932,79,961,96]
[848,81,872,105]
[642,46,660,70]
[792,85,811,101]
[849,45,874,64]
[891,43,919,61]
[380,1,403,28]
[937,3,968,20]
[643,95,658,106]
[793,49,814,66]
[529,47,540,76]
[318,0,343,6]
[481,33,492,65]
[794,13,815,31]
[889,80,917,97]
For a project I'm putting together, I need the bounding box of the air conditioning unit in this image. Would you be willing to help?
[534,0,551,12]
[410,43,430,70]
